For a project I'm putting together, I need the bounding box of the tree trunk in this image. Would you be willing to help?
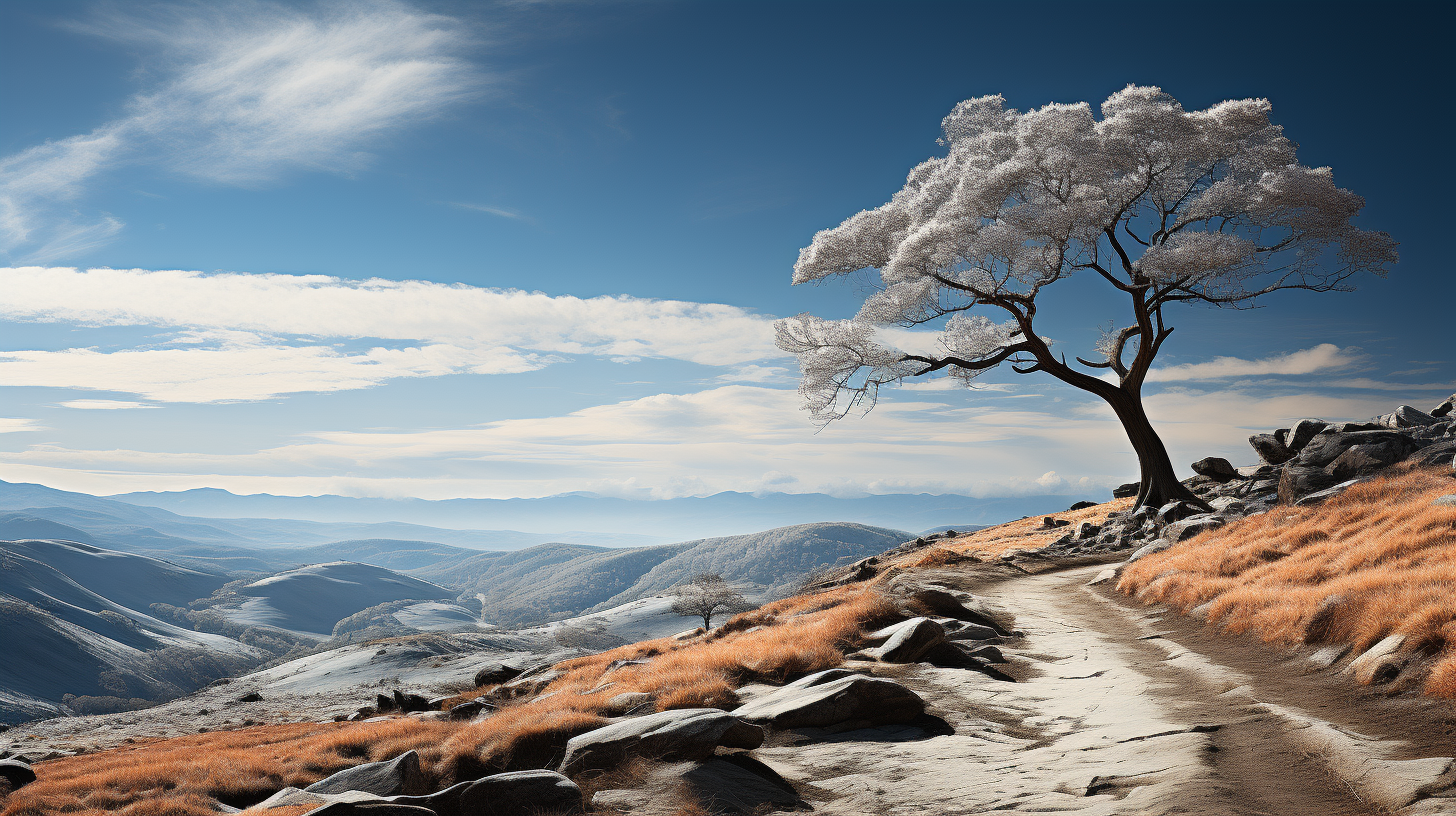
[701,615,712,630]
[1101,387,1205,510]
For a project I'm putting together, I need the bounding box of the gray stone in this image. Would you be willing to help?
[1287,418,1330,453]
[1343,635,1406,685]
[1278,466,1344,505]
[1295,479,1362,507]
[1432,394,1456,418]
[1376,405,1439,428]
[1236,464,1277,479]
[863,617,948,663]
[558,708,763,776]
[1326,441,1411,480]
[1164,514,1224,542]
[1208,496,1246,514]
[731,674,924,731]
[458,770,584,815]
[449,699,491,720]
[1075,521,1101,540]
[679,755,808,814]
[474,662,524,687]
[1296,429,1417,469]
[1248,433,1294,465]
[1434,495,1456,507]
[1408,440,1456,469]
[1112,482,1139,499]
[0,758,36,791]
[605,692,655,715]
[305,750,426,797]
[1190,457,1240,482]
[1126,539,1172,563]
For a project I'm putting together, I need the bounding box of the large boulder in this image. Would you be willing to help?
[1191,457,1240,482]
[1408,440,1456,469]
[1433,394,1456,418]
[1376,405,1439,429]
[1295,430,1417,469]
[862,617,947,663]
[1287,418,1330,453]
[1278,466,1344,505]
[474,662,525,687]
[678,755,808,814]
[1112,482,1139,498]
[0,758,36,791]
[305,751,426,797]
[458,770,584,815]
[1325,441,1410,480]
[1164,514,1224,542]
[557,709,763,776]
[1249,433,1295,465]
[731,673,924,732]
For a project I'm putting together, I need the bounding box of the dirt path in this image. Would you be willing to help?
[756,564,1456,815]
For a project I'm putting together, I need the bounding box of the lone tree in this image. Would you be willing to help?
[777,86,1396,509]
[671,573,752,630]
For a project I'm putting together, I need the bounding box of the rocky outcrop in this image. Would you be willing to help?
[0,758,35,792]
[557,708,763,776]
[305,750,427,797]
[860,617,948,663]
[731,671,924,732]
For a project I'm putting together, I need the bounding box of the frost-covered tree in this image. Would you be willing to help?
[777,86,1396,509]
[671,573,753,630]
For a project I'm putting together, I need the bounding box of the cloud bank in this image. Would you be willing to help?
[0,266,781,401]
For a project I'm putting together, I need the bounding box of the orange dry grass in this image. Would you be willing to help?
[887,499,1134,566]
[4,585,899,814]
[1118,469,1456,690]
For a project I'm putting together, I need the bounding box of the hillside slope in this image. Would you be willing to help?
[211,562,458,639]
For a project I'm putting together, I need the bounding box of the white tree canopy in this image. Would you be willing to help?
[777,86,1397,424]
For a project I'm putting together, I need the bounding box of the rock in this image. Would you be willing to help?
[235,691,263,703]
[376,693,396,713]
[1039,517,1070,529]
[1296,429,1417,469]
[1154,501,1198,525]
[458,770,585,815]
[1408,440,1456,469]
[1237,464,1277,479]
[449,700,492,721]
[605,692,655,715]
[392,690,431,714]
[1278,466,1344,505]
[305,750,426,797]
[1295,479,1361,507]
[1208,496,1246,514]
[1126,539,1172,563]
[490,669,564,699]
[1376,405,1439,428]
[673,628,707,641]
[1075,521,1101,540]
[0,758,36,791]
[1287,418,1330,452]
[1326,440,1412,480]
[1433,394,1456,418]
[731,674,924,732]
[1191,457,1240,482]
[1112,482,1139,498]
[678,755,808,814]
[1343,635,1407,685]
[942,622,1000,642]
[1068,500,1098,510]
[1435,495,1456,507]
[1248,433,1294,465]
[474,662,525,687]
[310,805,435,816]
[310,804,435,816]
[1164,514,1224,542]
[862,617,948,663]
[557,708,763,776]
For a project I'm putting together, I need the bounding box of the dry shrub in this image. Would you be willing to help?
[1424,654,1456,698]
[884,499,1134,566]
[1119,469,1456,691]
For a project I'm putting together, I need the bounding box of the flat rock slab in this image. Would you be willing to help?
[558,708,762,776]
[731,674,924,732]
[457,770,584,815]
[305,750,426,797]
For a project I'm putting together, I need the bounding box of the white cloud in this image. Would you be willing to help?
[58,400,153,410]
[1,0,480,260]
[0,266,783,402]
[0,383,1409,501]
[1143,343,1360,382]
[0,418,40,433]
[451,202,523,219]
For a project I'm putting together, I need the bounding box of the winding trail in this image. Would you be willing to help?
[757,564,1456,815]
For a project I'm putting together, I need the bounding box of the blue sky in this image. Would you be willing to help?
[0,0,1451,501]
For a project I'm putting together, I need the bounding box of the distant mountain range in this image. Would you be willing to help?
[107,486,1092,540]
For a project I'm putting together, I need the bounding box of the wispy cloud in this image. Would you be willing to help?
[0,418,41,433]
[0,0,482,260]
[58,400,154,410]
[0,266,782,402]
[1142,343,1361,382]
[451,202,524,219]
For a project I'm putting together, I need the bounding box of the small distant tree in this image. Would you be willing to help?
[671,573,753,630]
[777,86,1396,509]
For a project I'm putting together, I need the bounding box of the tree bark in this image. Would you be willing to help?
[1101,386,1205,509]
